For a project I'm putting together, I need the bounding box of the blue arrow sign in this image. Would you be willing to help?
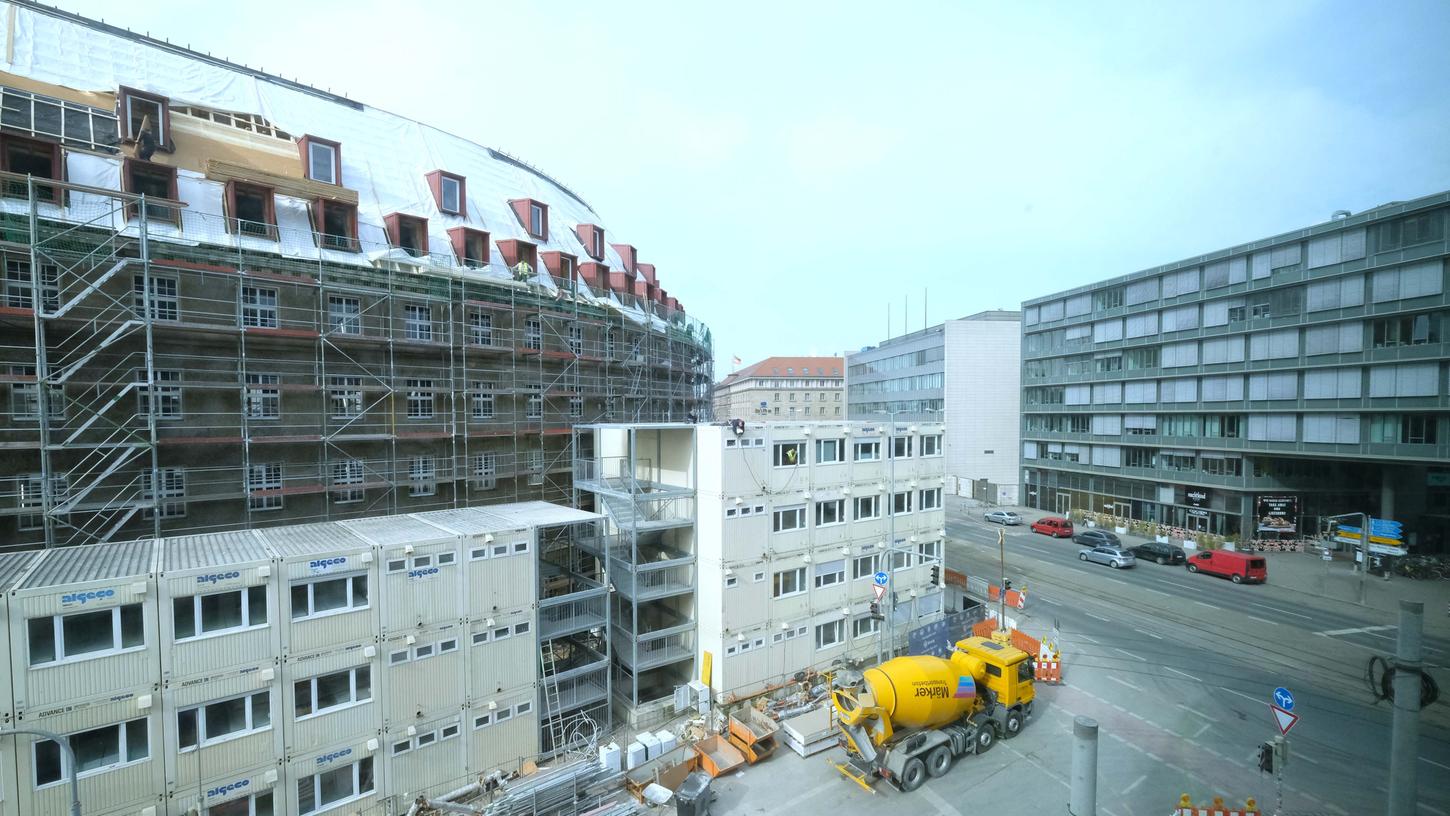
[1273,687,1294,712]
[1371,518,1403,536]
[873,570,890,587]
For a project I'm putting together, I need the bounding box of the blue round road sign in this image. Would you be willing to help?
[1273,687,1294,711]
[873,570,890,587]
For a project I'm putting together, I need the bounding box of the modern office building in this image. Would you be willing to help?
[1020,192,1449,548]
[711,356,844,421]
[0,3,712,552]
[847,311,1022,504]
[0,502,608,816]
[573,420,946,709]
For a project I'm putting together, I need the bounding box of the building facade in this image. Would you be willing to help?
[574,420,947,706]
[1020,193,1449,548]
[0,4,712,552]
[711,356,844,421]
[848,311,1022,503]
[0,502,606,816]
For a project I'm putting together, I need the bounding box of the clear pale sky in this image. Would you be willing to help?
[56,0,1450,379]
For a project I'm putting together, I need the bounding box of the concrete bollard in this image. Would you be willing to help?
[1070,715,1098,815]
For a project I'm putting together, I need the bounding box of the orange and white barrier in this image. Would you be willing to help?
[1173,794,1259,815]
[1034,660,1061,683]
[986,584,1028,609]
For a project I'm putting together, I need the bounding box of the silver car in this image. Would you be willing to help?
[984,510,1022,526]
[1079,545,1136,569]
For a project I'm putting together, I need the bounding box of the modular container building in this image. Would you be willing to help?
[343,514,464,634]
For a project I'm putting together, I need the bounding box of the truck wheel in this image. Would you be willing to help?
[1004,710,1024,739]
[925,745,953,777]
[974,723,996,754]
[1231,573,1243,584]
[1187,564,1198,573]
[899,757,927,791]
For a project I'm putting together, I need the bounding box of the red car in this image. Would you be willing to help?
[1030,516,1074,537]
[1186,550,1267,584]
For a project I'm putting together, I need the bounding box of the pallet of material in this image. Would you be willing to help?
[778,705,837,757]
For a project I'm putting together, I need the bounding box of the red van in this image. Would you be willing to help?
[1185,550,1267,584]
[1030,516,1074,538]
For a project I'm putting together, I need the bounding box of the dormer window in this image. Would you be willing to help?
[299,135,341,185]
[123,158,179,224]
[427,171,466,216]
[448,227,489,267]
[508,199,549,240]
[530,204,544,236]
[1,135,62,201]
[575,225,606,261]
[385,213,429,257]
[119,87,170,149]
[226,181,277,240]
[314,199,359,252]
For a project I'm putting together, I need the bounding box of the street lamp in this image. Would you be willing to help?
[1,728,82,816]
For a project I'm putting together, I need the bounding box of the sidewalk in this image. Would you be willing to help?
[950,498,1450,637]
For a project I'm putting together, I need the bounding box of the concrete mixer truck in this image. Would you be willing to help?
[830,635,1036,792]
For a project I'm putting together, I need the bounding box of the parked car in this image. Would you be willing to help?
[984,510,1022,526]
[1030,516,1074,538]
[1130,540,1186,565]
[1072,529,1121,548]
[1079,545,1136,569]
[1185,550,1267,584]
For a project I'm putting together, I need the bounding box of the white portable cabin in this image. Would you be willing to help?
[464,685,539,777]
[167,763,279,816]
[413,507,535,621]
[157,530,280,681]
[258,522,378,658]
[8,539,167,816]
[379,619,466,725]
[285,734,383,816]
[342,514,464,634]
[0,551,40,816]
[380,709,466,809]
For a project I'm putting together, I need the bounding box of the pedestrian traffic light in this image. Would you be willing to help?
[929,566,940,586]
[1257,742,1274,774]
[1004,579,1012,592]
[869,601,883,620]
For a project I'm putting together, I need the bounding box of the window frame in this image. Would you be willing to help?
[428,170,467,216]
[773,442,805,468]
[122,157,180,224]
[172,585,267,641]
[224,180,278,240]
[296,756,374,815]
[289,573,369,620]
[853,440,881,462]
[772,567,807,598]
[176,690,271,751]
[815,498,846,527]
[33,716,150,788]
[300,135,341,185]
[27,603,146,666]
[815,438,844,464]
[293,665,373,720]
[772,506,806,532]
[313,198,360,252]
[119,86,171,147]
[239,285,279,329]
[1,133,64,202]
[815,619,845,650]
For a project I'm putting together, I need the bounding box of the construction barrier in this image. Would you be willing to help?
[1173,794,1259,815]
[1034,660,1061,683]
[986,584,1028,609]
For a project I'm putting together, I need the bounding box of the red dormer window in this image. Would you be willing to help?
[426,171,466,216]
[611,244,637,273]
[497,239,538,272]
[508,198,548,240]
[119,87,171,150]
[384,213,429,257]
[542,252,577,285]
[575,224,605,261]
[299,135,342,185]
[448,227,490,267]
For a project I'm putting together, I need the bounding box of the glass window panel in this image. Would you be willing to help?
[62,609,114,656]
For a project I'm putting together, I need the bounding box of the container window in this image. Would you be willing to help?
[295,666,371,718]
[515,701,532,716]
[29,603,146,665]
[414,643,435,660]
[290,574,368,619]
[416,731,437,747]
[34,716,150,787]
[387,559,407,573]
[437,552,456,565]
[491,544,508,557]
[513,622,530,636]
[471,631,489,645]
[469,547,488,560]
[391,740,410,756]
[440,723,460,739]
[493,627,510,640]
[495,708,513,723]
[389,650,409,665]
[439,638,458,653]
[413,555,432,568]
[473,713,491,729]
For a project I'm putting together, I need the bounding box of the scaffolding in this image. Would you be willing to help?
[0,173,714,549]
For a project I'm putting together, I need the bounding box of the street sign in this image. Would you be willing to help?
[872,583,888,602]
[873,570,889,587]
[1273,687,1294,711]
[1334,525,1403,546]
[1370,518,1403,536]
[1269,703,1299,735]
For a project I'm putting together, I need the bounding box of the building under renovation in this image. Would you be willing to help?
[0,3,713,550]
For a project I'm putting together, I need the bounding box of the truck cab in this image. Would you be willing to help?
[957,636,1035,712]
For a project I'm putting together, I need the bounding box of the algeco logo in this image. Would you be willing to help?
[196,571,241,585]
[206,779,250,798]
[60,588,115,607]
[308,557,348,574]
[316,748,353,766]
[407,567,440,580]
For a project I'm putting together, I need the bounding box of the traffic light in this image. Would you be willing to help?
[869,601,883,620]
[1004,579,1012,592]
[1257,742,1274,774]
[1273,736,1288,769]
[929,566,940,586]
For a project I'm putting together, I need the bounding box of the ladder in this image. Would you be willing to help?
[539,641,568,755]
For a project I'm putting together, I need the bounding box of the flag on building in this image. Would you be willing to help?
[731,355,742,367]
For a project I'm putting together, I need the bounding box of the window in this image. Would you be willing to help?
[468,310,493,345]
[244,373,280,420]
[524,317,542,350]
[920,435,942,456]
[815,499,845,526]
[315,199,359,251]
[431,171,465,215]
[852,554,880,580]
[142,466,186,519]
[1249,372,1298,401]
[408,456,436,497]
[918,488,942,511]
[527,449,544,485]
[290,574,368,619]
[471,380,496,419]
[331,458,365,504]
[1094,287,1124,310]
[406,379,435,419]
[853,495,881,520]
[1303,415,1361,444]
[569,396,583,418]
[294,665,371,720]
[227,181,277,239]
[17,472,67,531]
[33,717,149,787]
[472,452,497,490]
[815,619,845,650]
[1373,313,1441,348]
[853,440,881,461]
[772,567,806,598]
[328,296,361,335]
[1369,363,1439,398]
[329,376,363,418]
[1307,275,1365,312]
[240,286,278,329]
[1375,212,1444,251]
[1304,322,1363,356]
[1372,260,1443,303]
[526,392,543,419]
[890,436,913,458]
[1369,414,1439,445]
[28,604,144,665]
[814,558,846,589]
[1246,414,1297,442]
[296,757,374,815]
[1249,329,1300,361]
[177,691,270,750]
[124,159,178,223]
[120,86,169,145]
[207,791,274,816]
[452,228,490,267]
[137,369,182,419]
[1,134,61,201]
[302,136,340,185]
[4,259,58,311]
[773,442,804,467]
[892,491,912,515]
[133,275,178,320]
[853,615,880,638]
[529,203,545,238]
[917,539,941,564]
[773,506,806,532]
[387,214,428,257]
[404,303,432,341]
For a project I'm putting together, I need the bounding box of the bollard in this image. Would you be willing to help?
[1070,716,1098,815]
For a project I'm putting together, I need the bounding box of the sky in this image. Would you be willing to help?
[54,0,1450,379]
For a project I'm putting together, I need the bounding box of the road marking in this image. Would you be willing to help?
[1085,611,1111,623]
[1177,703,1214,720]
[1242,600,1313,620]
[1246,614,1275,625]
[1422,757,1450,771]
[1297,753,1321,766]
[1193,600,1217,609]
[1166,667,1202,682]
[1076,633,1100,644]
[1192,722,1211,738]
[1143,630,1164,640]
[1123,775,1148,795]
[1419,804,1448,816]
[920,785,966,816]
[1219,687,1260,705]
[1138,586,1172,597]
[1108,675,1144,692]
[1113,647,1147,662]
[1145,751,1162,762]
[1319,624,1396,636]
